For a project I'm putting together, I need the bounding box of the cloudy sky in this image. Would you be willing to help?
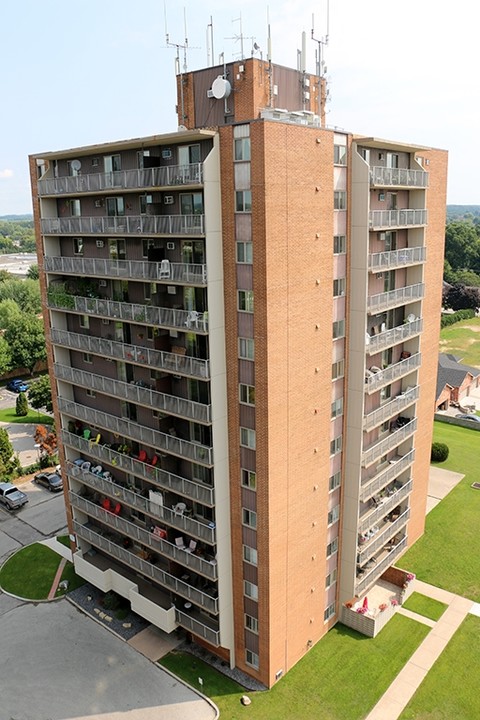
[0,0,477,214]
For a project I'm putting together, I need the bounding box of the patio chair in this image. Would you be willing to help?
[173,502,187,516]
[185,539,197,553]
[137,449,148,463]
[175,536,186,550]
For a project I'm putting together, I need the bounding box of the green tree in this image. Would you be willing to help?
[26,264,39,280]
[3,314,46,374]
[15,392,28,417]
[0,298,22,329]
[28,374,53,412]
[445,221,480,272]
[0,278,41,314]
[0,336,11,374]
[0,427,15,477]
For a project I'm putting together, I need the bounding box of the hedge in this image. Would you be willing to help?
[441,309,475,328]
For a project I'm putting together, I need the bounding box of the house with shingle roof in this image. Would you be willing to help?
[436,353,480,410]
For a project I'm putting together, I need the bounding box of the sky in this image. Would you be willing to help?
[0,0,478,215]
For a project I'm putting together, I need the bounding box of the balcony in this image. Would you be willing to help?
[41,214,204,236]
[369,209,427,230]
[366,319,423,355]
[57,397,213,466]
[365,352,421,394]
[54,363,211,424]
[74,522,218,613]
[369,166,429,188]
[37,163,203,196]
[44,256,207,286]
[175,607,220,646]
[67,462,216,544]
[363,386,419,432]
[62,431,214,506]
[362,418,417,468]
[367,283,424,313]
[360,449,415,503]
[47,293,208,334]
[356,537,407,595]
[69,489,216,579]
[50,328,209,379]
[368,246,426,272]
[358,481,412,534]
[357,508,411,565]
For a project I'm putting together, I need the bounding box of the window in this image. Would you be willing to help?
[83,353,93,364]
[327,504,340,525]
[330,435,342,456]
[86,388,96,398]
[243,545,258,565]
[235,137,251,161]
[326,537,338,558]
[324,602,336,622]
[142,239,155,258]
[381,420,390,433]
[242,508,257,528]
[241,469,257,490]
[238,290,254,313]
[70,199,81,216]
[334,144,347,165]
[192,462,210,483]
[239,337,255,360]
[333,320,345,339]
[333,278,346,297]
[240,427,256,450]
[137,150,150,168]
[380,385,392,402]
[333,235,346,254]
[332,359,344,380]
[245,614,259,633]
[79,315,89,329]
[329,471,341,492]
[236,190,252,212]
[334,191,346,210]
[67,160,80,177]
[180,192,203,215]
[73,237,84,255]
[140,194,153,214]
[179,144,201,165]
[245,649,259,669]
[237,241,253,263]
[331,397,343,419]
[244,580,258,600]
[106,196,125,216]
[325,568,337,589]
[386,152,399,169]
[239,384,255,406]
[104,154,121,172]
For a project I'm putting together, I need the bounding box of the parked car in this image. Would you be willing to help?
[6,378,29,393]
[0,482,28,510]
[34,472,63,492]
[455,413,480,424]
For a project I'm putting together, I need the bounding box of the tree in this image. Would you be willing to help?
[15,392,28,417]
[444,283,480,311]
[28,374,53,412]
[445,221,480,272]
[0,427,17,478]
[0,336,11,375]
[0,278,41,314]
[3,313,46,374]
[34,424,57,457]
[27,264,39,280]
[0,298,22,329]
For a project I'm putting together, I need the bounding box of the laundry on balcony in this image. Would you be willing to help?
[389,416,410,432]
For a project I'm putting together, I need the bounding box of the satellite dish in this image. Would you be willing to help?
[211,76,231,100]
[70,159,82,171]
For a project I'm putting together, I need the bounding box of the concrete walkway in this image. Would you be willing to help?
[365,580,474,720]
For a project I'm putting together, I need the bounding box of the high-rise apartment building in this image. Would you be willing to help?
[30,55,447,688]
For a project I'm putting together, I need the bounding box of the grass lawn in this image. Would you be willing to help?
[439,316,480,367]
[0,407,53,424]
[160,615,430,720]
[401,421,480,601]
[401,592,447,622]
[0,543,84,599]
[56,534,71,549]
[399,614,480,720]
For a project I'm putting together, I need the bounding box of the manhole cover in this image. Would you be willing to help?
[471,483,480,490]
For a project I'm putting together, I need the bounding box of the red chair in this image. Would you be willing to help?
[137,450,147,463]
[112,502,121,516]
[101,498,111,512]
[150,455,158,467]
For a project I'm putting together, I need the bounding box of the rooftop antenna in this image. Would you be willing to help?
[267,8,273,107]
[226,13,246,59]
[206,16,214,66]
[311,1,329,78]
[164,4,199,127]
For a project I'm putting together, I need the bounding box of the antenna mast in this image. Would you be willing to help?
[311,0,329,77]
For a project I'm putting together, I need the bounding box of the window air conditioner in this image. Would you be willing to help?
[96,240,104,248]
[379,233,386,241]
[376,273,384,279]
[94,199,103,208]
[164,195,174,205]
[167,242,175,250]
[162,149,172,159]
[99,280,107,287]
[92,158,99,167]
[102,319,110,325]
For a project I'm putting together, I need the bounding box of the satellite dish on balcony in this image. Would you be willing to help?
[70,159,82,171]
[210,76,231,100]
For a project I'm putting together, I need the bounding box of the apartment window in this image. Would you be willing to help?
[244,580,258,600]
[73,237,83,255]
[243,545,258,565]
[67,160,80,177]
[242,508,257,529]
[241,469,257,490]
[240,427,256,449]
[235,137,251,161]
[329,471,341,492]
[237,241,253,264]
[333,320,345,339]
[238,290,254,313]
[380,385,392,402]
[137,149,150,168]
[180,192,203,215]
[325,568,337,589]
[239,384,255,406]
[79,315,89,329]
[104,154,121,172]
[324,602,336,622]
[326,537,338,558]
[106,196,125,216]
[333,235,346,254]
[331,397,344,419]
[70,199,81,216]
[328,504,340,525]
[245,649,259,669]
[142,239,155,258]
[333,278,346,297]
[239,337,255,360]
[245,614,259,633]
[192,463,210,483]
[334,191,346,210]
[140,194,153,214]
[179,143,201,165]
[236,190,252,212]
[86,389,96,398]
[386,152,399,169]
[334,144,347,165]
[332,359,345,380]
[330,435,342,456]
[83,353,93,364]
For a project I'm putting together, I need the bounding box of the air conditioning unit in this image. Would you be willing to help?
[167,285,176,294]
[96,240,104,248]
[99,280,107,287]
[376,273,384,279]
[164,195,174,205]
[102,319,110,325]
[162,148,172,159]
[167,242,175,250]
[379,232,386,241]
[94,199,103,208]
[207,89,214,98]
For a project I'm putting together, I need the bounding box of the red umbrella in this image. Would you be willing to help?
[362,596,368,610]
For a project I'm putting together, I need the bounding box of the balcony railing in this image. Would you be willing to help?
[360,449,415,502]
[369,209,427,229]
[356,537,407,594]
[368,246,426,271]
[38,163,203,196]
[54,363,211,424]
[363,386,419,432]
[57,397,213,466]
[48,294,208,334]
[44,256,207,286]
[366,319,423,355]
[69,489,216,579]
[67,462,216,544]
[175,608,220,646]
[369,166,429,188]
[73,522,218,613]
[357,509,411,565]
[362,418,417,468]
[50,328,209,379]
[358,481,412,534]
[41,214,205,236]
[365,353,421,394]
[61,430,215,507]
[367,283,424,313]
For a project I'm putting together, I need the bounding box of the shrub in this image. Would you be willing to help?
[15,391,28,416]
[102,590,122,611]
[431,442,449,462]
[440,308,475,328]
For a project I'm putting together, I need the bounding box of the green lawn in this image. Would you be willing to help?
[401,592,447,622]
[439,316,480,367]
[400,422,480,601]
[0,407,53,424]
[0,543,84,599]
[399,614,480,720]
[161,615,430,720]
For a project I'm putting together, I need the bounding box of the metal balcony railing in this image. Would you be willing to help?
[41,214,204,236]
[357,509,410,565]
[369,166,429,188]
[47,294,208,334]
[50,328,209,379]
[61,430,215,507]
[54,363,211,424]
[44,256,207,286]
[57,397,213,466]
[363,387,419,432]
[369,209,428,229]
[367,283,424,313]
[360,449,415,503]
[362,418,417,468]
[355,537,407,594]
[366,319,423,355]
[365,353,421,394]
[69,489,216,579]
[175,608,220,646]
[73,522,218,613]
[358,481,412,534]
[368,246,426,271]
[38,163,203,196]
